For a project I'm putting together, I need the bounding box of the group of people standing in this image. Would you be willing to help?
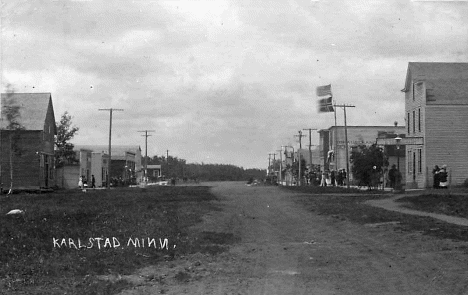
[432,165,449,189]
[78,175,96,192]
[319,169,347,187]
[387,165,402,189]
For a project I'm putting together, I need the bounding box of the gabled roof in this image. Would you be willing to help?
[1,93,56,131]
[74,145,141,158]
[402,62,468,105]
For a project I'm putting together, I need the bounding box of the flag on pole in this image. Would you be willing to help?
[316,84,334,112]
[316,84,332,98]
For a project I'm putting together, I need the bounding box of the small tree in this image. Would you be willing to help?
[350,144,385,189]
[55,111,79,167]
[1,88,25,194]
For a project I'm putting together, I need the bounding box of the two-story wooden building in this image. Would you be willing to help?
[402,62,468,188]
[1,93,56,191]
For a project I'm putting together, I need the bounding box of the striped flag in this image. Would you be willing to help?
[316,84,334,112]
[316,84,332,98]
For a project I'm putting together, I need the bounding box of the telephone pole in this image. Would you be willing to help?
[99,108,124,188]
[268,153,274,175]
[138,130,155,183]
[166,150,169,178]
[276,149,283,185]
[303,128,317,171]
[334,104,355,188]
[294,130,306,186]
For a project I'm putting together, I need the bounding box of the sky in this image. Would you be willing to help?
[1,0,468,169]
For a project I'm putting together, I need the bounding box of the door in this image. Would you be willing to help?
[44,155,49,188]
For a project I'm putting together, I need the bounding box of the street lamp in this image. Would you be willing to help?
[395,135,402,171]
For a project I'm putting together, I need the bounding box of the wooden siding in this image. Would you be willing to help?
[56,165,80,189]
[404,76,428,188]
[405,79,426,138]
[425,105,468,186]
[1,131,42,189]
[405,146,426,188]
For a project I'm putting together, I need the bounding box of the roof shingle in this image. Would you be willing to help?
[403,62,468,105]
[1,93,54,130]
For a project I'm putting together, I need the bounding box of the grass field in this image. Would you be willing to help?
[283,186,468,245]
[0,186,225,294]
[397,192,468,218]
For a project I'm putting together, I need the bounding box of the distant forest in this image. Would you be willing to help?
[145,156,266,181]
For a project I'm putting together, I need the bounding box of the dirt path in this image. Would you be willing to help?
[365,194,468,227]
[119,182,468,295]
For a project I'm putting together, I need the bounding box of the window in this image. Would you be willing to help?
[412,110,415,133]
[407,150,412,174]
[418,149,422,173]
[412,83,415,101]
[407,113,410,134]
[418,108,421,132]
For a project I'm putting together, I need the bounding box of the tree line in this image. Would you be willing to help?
[145,155,266,181]
[54,111,266,182]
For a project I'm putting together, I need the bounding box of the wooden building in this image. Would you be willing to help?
[56,148,110,189]
[1,93,56,191]
[402,62,468,188]
[74,145,142,185]
[318,125,406,183]
[146,164,161,182]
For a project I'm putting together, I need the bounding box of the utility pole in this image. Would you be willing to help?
[295,130,306,186]
[272,153,277,182]
[333,104,338,172]
[303,128,317,172]
[285,146,294,186]
[99,108,124,188]
[276,149,283,185]
[268,153,274,176]
[166,150,169,178]
[138,130,155,184]
[334,104,355,188]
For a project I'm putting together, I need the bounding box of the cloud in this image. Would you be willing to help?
[2,0,468,168]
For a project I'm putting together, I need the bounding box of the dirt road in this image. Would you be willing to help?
[119,182,468,295]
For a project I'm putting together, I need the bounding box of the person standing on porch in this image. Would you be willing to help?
[432,165,440,189]
[439,165,448,189]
